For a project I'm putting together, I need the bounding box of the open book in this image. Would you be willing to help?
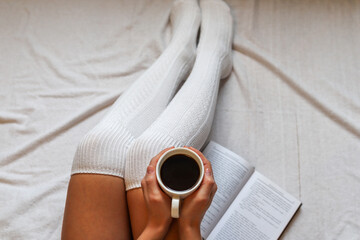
[200,141,301,240]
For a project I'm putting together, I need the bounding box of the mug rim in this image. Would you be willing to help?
[156,147,204,197]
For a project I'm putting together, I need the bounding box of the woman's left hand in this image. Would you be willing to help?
[178,146,217,240]
[138,147,174,240]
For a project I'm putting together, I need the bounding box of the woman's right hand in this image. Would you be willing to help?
[178,146,217,240]
[138,147,174,240]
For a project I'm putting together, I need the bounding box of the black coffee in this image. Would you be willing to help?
[160,154,200,191]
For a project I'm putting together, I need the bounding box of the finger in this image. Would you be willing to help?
[141,165,153,198]
[144,147,174,200]
[209,183,217,201]
[186,146,213,172]
[183,146,214,178]
[205,184,217,209]
[144,165,172,205]
[196,167,216,198]
[143,165,162,195]
[148,146,175,168]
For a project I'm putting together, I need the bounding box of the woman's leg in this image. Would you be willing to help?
[62,0,200,238]
[71,0,200,179]
[125,0,233,238]
[62,175,131,240]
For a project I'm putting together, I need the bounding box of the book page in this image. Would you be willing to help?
[200,141,255,238]
[207,171,301,240]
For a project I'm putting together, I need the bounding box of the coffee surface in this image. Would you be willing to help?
[160,154,200,191]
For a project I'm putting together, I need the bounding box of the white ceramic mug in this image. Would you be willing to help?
[156,147,204,218]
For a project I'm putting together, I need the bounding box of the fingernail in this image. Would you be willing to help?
[205,168,211,176]
[147,166,154,174]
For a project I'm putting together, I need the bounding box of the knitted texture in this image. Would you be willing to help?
[125,0,233,190]
[71,0,201,178]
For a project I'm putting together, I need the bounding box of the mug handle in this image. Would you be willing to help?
[171,196,180,218]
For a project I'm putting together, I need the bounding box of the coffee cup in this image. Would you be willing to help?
[156,147,204,218]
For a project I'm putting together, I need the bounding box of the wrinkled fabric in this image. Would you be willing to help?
[0,0,359,239]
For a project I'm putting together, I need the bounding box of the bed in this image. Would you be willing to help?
[1,0,359,239]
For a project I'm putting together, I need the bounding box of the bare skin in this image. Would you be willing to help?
[129,146,217,240]
[62,147,216,240]
[62,174,131,240]
[126,188,148,238]
[127,184,182,239]
[127,147,176,239]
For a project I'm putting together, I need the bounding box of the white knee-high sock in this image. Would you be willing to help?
[71,0,201,178]
[125,0,233,190]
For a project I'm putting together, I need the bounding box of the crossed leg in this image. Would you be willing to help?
[62,0,200,239]
[62,175,131,240]
[62,0,233,238]
[125,0,233,238]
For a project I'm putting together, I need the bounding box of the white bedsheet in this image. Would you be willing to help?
[1,0,359,239]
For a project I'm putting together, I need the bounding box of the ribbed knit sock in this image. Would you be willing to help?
[71,0,200,178]
[125,0,233,190]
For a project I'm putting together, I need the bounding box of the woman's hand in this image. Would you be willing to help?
[138,147,174,240]
[178,146,217,240]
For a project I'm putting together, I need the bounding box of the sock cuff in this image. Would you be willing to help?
[71,124,134,179]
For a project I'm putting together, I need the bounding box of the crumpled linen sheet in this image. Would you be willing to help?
[1,0,359,239]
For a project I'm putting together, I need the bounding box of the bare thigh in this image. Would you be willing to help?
[62,174,131,240]
[127,188,179,240]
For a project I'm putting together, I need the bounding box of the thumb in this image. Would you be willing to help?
[144,165,162,195]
